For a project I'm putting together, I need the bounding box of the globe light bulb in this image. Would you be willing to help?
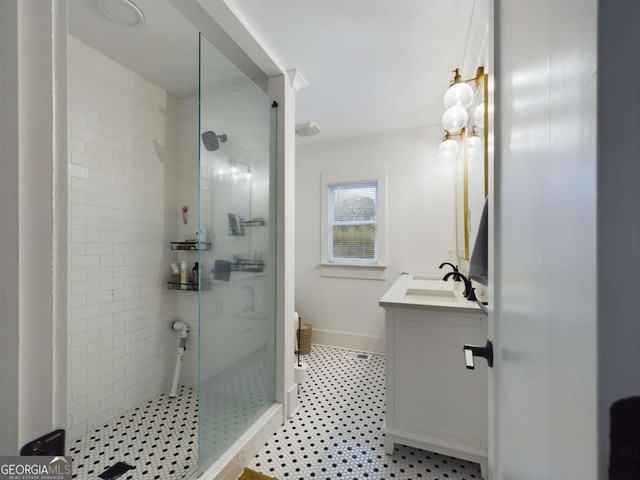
[438,150,456,164]
[243,171,254,183]
[467,134,482,152]
[473,104,485,128]
[467,136,482,159]
[439,138,459,155]
[444,82,474,109]
[442,106,468,134]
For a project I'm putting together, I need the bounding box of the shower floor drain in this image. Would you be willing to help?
[98,462,135,479]
[344,351,369,360]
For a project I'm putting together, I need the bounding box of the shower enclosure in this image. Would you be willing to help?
[197,34,278,475]
[65,7,280,477]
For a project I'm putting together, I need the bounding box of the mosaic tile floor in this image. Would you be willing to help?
[249,345,482,480]
[68,386,198,480]
[68,347,273,480]
[198,347,274,471]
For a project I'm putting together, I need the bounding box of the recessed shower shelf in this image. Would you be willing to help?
[170,241,211,251]
[167,280,211,291]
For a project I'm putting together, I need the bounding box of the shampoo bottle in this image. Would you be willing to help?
[180,261,188,289]
[192,262,199,288]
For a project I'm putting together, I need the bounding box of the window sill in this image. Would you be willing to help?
[320,262,387,280]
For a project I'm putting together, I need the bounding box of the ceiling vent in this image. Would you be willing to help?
[99,0,145,27]
[295,122,321,137]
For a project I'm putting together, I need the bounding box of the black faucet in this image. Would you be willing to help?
[443,271,477,301]
[439,262,461,281]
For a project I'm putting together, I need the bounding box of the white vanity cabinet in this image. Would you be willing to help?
[379,274,488,478]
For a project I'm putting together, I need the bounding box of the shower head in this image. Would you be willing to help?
[201,131,228,151]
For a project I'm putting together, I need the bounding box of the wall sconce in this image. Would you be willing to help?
[438,67,485,163]
[442,106,468,134]
[211,159,253,184]
[441,67,485,131]
[466,127,482,157]
[444,69,475,109]
[228,159,241,183]
[242,167,254,183]
[473,104,485,128]
[439,66,489,263]
[438,132,459,164]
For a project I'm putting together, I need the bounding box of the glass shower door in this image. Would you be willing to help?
[197,33,277,475]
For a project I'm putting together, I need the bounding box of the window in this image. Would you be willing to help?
[328,182,378,264]
[320,170,387,280]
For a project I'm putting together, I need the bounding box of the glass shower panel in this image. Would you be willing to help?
[198,33,277,475]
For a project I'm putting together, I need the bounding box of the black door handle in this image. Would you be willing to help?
[463,340,493,369]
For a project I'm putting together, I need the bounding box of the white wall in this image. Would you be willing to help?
[0,0,68,454]
[66,36,180,441]
[268,74,298,417]
[295,127,455,353]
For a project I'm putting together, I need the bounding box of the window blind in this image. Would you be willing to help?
[328,182,378,263]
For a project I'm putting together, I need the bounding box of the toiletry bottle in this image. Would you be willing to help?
[180,261,188,289]
[192,262,199,288]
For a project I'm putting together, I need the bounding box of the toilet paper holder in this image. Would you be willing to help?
[295,312,308,385]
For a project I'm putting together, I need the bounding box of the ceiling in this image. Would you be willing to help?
[69,0,483,146]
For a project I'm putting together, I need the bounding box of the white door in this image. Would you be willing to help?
[490,0,598,479]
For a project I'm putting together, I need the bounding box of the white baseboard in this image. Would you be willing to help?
[311,329,384,354]
[287,384,300,418]
[197,403,283,480]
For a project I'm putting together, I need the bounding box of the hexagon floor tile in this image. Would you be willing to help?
[67,386,198,480]
[68,345,482,480]
[249,345,482,480]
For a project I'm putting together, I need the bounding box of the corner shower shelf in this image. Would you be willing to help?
[170,241,211,251]
[167,279,211,291]
[243,218,267,227]
[230,259,264,273]
[228,215,267,236]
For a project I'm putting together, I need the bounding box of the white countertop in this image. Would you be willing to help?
[379,273,482,312]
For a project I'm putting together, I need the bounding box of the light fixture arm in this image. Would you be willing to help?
[443,128,466,140]
[449,66,485,89]
[449,68,463,86]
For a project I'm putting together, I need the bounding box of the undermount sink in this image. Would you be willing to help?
[380,273,480,313]
[404,288,460,304]
[411,274,442,281]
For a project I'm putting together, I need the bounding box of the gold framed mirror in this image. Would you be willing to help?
[454,69,488,261]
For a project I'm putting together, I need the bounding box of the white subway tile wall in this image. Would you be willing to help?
[67,35,181,441]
